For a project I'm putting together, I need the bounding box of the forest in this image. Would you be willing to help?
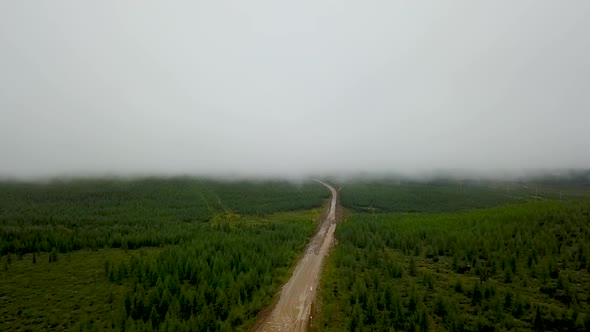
[337,175,590,214]
[3,176,590,331]
[0,178,327,331]
[0,177,327,256]
[315,200,590,331]
[106,213,318,331]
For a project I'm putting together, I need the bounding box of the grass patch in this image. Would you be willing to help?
[1,248,146,331]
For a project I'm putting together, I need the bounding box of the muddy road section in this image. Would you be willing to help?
[255,181,338,332]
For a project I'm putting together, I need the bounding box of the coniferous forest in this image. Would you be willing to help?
[2,177,590,331]
[0,178,327,331]
[314,181,590,331]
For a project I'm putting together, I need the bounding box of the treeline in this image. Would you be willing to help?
[339,179,527,213]
[100,219,316,331]
[0,178,327,256]
[316,201,590,331]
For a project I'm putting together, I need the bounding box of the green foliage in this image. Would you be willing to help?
[409,256,417,276]
[109,217,317,330]
[1,209,320,331]
[48,247,58,263]
[0,178,329,331]
[0,177,327,256]
[340,179,529,213]
[316,201,590,331]
[1,248,136,331]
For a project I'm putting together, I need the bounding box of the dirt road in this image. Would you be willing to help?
[256,181,338,332]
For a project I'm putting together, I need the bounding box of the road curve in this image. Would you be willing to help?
[256,181,338,332]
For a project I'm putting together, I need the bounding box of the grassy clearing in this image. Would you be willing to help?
[315,201,590,331]
[1,248,141,331]
[1,208,322,331]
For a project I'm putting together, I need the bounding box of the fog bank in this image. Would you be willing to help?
[1,1,589,178]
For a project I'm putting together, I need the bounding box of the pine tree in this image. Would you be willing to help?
[472,283,482,305]
[150,305,160,329]
[533,305,544,331]
[49,248,58,263]
[409,256,417,276]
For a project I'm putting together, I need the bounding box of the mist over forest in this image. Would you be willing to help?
[1,1,589,179]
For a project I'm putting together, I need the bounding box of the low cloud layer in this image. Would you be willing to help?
[1,1,589,178]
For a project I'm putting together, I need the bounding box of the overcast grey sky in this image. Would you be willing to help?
[1,1,589,178]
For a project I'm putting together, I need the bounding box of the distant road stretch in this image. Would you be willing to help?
[256,181,338,332]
